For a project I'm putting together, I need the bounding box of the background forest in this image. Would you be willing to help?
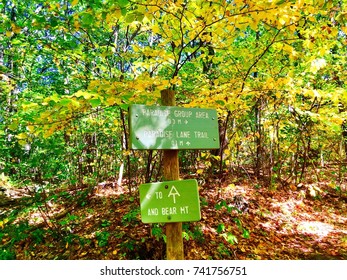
[1,0,347,260]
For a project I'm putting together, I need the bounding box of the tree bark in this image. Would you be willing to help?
[255,98,262,179]
[161,89,183,260]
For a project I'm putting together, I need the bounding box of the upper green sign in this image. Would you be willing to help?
[139,179,201,223]
[129,104,220,150]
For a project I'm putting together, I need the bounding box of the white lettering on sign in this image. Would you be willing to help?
[143,130,173,138]
[196,111,209,118]
[141,108,170,117]
[176,131,190,138]
[155,192,163,199]
[162,207,177,215]
[174,110,193,118]
[194,131,208,138]
[168,186,180,204]
[180,206,189,214]
[148,208,159,216]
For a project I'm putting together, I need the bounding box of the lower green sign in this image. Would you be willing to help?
[139,179,201,223]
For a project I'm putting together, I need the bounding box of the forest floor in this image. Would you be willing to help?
[1,171,347,260]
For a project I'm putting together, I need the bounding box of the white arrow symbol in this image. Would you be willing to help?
[185,120,188,124]
[186,141,191,146]
[146,193,151,199]
[168,185,180,204]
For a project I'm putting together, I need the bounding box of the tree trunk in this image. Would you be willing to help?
[161,89,183,260]
[255,98,262,179]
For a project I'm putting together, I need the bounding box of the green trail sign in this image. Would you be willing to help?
[129,104,220,150]
[139,179,201,223]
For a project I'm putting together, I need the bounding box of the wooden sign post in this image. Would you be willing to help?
[161,89,183,260]
[128,90,220,260]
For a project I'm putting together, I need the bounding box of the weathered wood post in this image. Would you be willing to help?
[130,93,219,260]
[161,89,184,260]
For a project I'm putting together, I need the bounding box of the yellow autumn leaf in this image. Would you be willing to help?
[331,27,338,37]
[106,96,119,105]
[170,76,182,86]
[6,30,12,37]
[18,140,27,146]
[152,24,160,34]
[74,19,80,30]
[11,24,21,34]
[318,47,328,56]
[118,9,125,19]
[123,150,131,156]
[332,117,344,125]
[278,16,287,26]
[71,0,78,6]
[303,39,314,50]
[16,133,28,140]
[22,102,38,111]
[43,126,56,139]
[27,126,35,133]
[282,44,294,55]
[9,121,18,130]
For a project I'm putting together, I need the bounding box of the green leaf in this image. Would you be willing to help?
[182,232,190,241]
[234,217,242,230]
[89,98,101,107]
[226,233,238,244]
[11,39,22,45]
[125,13,135,23]
[118,0,129,8]
[35,16,46,24]
[118,7,127,16]
[80,12,94,27]
[50,17,58,27]
[217,223,225,234]
[242,228,250,239]
[216,100,225,106]
[275,0,287,5]
[59,99,72,106]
